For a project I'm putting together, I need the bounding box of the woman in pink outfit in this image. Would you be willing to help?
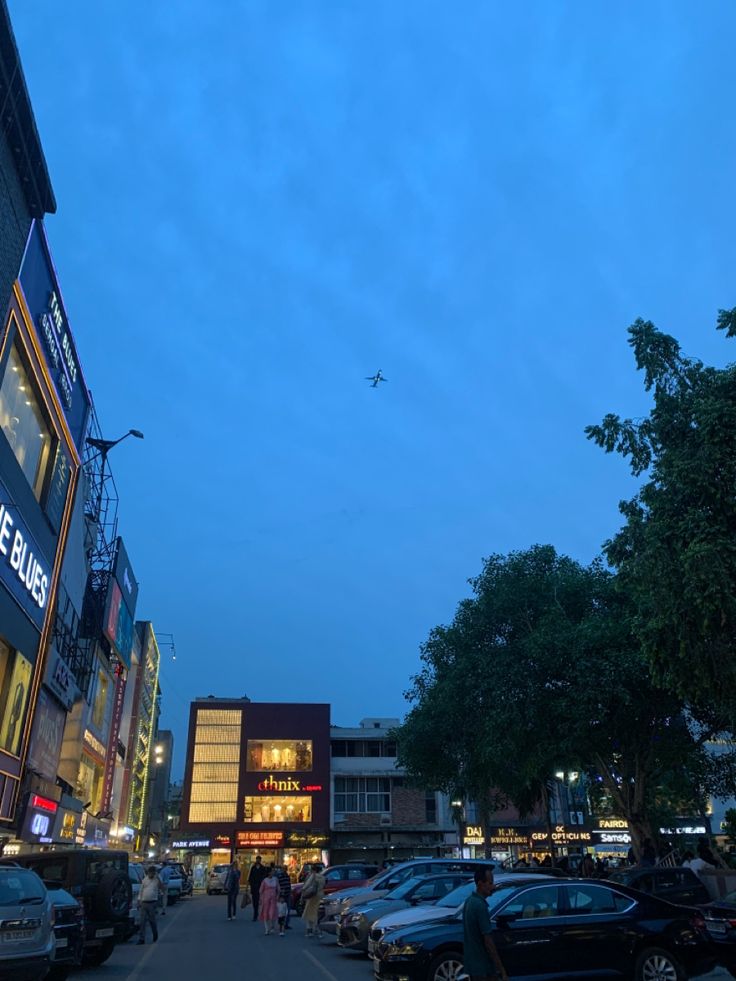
[259,867,279,934]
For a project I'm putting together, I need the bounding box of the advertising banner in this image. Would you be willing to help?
[18,222,90,450]
[100,668,127,812]
[0,475,53,630]
[103,537,137,669]
[236,831,285,849]
[26,686,66,781]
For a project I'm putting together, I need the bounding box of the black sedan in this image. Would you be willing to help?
[372,877,714,981]
[701,887,736,976]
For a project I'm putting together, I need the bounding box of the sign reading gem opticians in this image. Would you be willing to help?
[0,478,52,629]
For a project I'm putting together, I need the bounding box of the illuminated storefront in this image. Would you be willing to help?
[180,700,330,876]
[0,222,90,825]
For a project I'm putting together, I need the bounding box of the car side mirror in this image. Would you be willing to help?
[494,912,518,929]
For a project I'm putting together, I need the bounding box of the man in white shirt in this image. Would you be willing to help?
[138,866,162,944]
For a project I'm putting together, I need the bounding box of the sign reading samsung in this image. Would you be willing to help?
[0,478,51,629]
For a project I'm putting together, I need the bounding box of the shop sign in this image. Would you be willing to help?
[53,807,82,844]
[0,478,52,629]
[592,829,632,846]
[285,830,328,848]
[302,784,323,792]
[659,824,708,836]
[103,538,138,669]
[20,792,58,843]
[531,825,593,847]
[100,669,127,812]
[19,221,91,450]
[257,775,302,792]
[212,833,232,849]
[45,651,78,711]
[462,824,485,846]
[81,814,109,847]
[83,728,106,759]
[26,687,66,781]
[172,838,210,849]
[237,831,285,849]
[597,818,628,830]
[488,827,530,847]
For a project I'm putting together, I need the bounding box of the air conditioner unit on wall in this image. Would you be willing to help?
[379,814,391,826]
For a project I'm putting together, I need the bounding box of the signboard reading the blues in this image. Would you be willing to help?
[0,477,51,628]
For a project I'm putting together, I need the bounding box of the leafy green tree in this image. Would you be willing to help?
[586,314,736,715]
[396,545,725,857]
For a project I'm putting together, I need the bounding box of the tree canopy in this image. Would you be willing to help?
[396,545,728,854]
[586,313,736,715]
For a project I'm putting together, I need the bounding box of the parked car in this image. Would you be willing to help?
[337,872,471,951]
[291,863,379,913]
[0,864,55,981]
[320,858,512,933]
[372,877,714,981]
[2,848,132,966]
[322,859,503,934]
[167,862,193,897]
[298,861,325,882]
[699,887,736,975]
[608,865,710,906]
[156,862,183,904]
[127,863,145,938]
[47,884,85,981]
[368,874,553,958]
[207,864,232,895]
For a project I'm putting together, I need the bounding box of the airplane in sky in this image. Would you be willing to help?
[366,369,387,388]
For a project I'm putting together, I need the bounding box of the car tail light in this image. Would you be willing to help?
[728,919,736,929]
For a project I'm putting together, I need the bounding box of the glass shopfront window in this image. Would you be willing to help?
[247,740,312,771]
[243,796,312,822]
[0,639,33,756]
[76,753,104,814]
[91,670,109,730]
[0,343,53,500]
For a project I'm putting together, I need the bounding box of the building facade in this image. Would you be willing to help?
[176,702,454,875]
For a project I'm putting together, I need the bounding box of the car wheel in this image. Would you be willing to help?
[94,871,132,921]
[634,947,686,981]
[84,939,116,966]
[427,951,466,981]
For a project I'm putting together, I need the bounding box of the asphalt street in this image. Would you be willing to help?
[79,893,376,981]
[77,893,734,981]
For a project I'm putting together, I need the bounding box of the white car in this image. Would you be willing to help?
[206,865,232,895]
[367,873,555,957]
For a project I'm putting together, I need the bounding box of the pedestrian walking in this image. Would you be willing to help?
[225,860,241,920]
[248,855,267,922]
[462,866,508,981]
[137,866,162,945]
[158,863,172,915]
[259,866,280,935]
[301,866,325,938]
[276,864,292,930]
[580,854,596,878]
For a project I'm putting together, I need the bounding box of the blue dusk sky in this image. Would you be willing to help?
[9,1,736,778]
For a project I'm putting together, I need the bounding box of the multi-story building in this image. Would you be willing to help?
[330,718,453,864]
[116,622,160,850]
[148,729,173,845]
[175,701,454,874]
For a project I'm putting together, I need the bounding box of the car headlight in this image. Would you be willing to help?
[385,941,423,959]
[346,913,365,924]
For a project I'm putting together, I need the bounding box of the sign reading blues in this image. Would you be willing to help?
[19,222,91,451]
[0,475,52,629]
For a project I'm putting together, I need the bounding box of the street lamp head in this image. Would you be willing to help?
[129,429,144,439]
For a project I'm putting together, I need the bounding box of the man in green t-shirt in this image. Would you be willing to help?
[462,866,508,981]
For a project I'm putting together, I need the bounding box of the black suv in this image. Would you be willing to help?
[608,865,710,906]
[2,850,132,966]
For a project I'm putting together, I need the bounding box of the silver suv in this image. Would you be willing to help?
[0,865,55,981]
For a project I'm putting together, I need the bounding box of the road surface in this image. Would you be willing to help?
[80,892,734,981]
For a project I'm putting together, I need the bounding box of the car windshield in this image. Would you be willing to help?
[439,881,475,908]
[719,889,736,904]
[0,872,45,905]
[384,876,425,900]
